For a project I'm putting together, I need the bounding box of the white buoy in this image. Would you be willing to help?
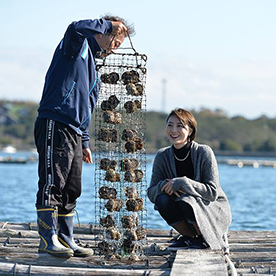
[237,162,243,168]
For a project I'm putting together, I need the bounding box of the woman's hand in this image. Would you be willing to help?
[161,179,186,197]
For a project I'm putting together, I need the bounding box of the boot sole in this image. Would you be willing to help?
[74,252,93,257]
[38,249,74,258]
[167,246,189,251]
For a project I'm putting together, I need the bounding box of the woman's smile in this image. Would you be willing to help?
[166,115,191,149]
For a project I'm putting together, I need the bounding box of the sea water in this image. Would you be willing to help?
[0,151,275,231]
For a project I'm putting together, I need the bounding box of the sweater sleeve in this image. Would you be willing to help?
[62,19,112,57]
[172,146,219,202]
[147,151,168,203]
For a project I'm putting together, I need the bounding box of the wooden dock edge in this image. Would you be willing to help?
[1,222,276,275]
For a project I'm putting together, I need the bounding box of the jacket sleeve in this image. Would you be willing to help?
[147,151,168,203]
[81,129,90,149]
[172,146,219,202]
[62,19,113,57]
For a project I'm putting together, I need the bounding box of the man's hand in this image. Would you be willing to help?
[111,21,127,36]
[82,148,93,163]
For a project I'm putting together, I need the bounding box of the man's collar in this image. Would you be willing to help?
[87,36,102,57]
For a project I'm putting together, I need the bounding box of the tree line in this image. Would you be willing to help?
[0,101,276,154]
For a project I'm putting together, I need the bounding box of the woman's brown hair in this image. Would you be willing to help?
[166,108,197,142]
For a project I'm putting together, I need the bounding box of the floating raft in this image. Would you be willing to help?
[0,222,275,275]
[217,158,276,168]
[0,157,27,164]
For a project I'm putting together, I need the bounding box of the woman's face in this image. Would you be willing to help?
[165,115,191,149]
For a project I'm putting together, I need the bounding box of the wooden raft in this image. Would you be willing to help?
[0,222,275,275]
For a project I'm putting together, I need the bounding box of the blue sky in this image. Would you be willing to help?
[1,0,276,118]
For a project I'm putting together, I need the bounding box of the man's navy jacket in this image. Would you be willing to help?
[37,19,112,148]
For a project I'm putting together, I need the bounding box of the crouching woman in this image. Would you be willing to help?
[147,108,231,250]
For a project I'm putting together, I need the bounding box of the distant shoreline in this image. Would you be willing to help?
[1,148,276,159]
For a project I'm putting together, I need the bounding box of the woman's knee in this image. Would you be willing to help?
[155,194,173,211]
[178,201,196,222]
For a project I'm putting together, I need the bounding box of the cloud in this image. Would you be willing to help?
[0,49,51,102]
[0,49,275,119]
[146,56,276,118]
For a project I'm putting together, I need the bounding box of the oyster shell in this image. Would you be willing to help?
[120,158,139,171]
[100,72,119,84]
[105,198,123,212]
[100,215,115,228]
[134,137,143,150]
[109,95,120,109]
[136,227,146,240]
[126,198,143,212]
[106,227,121,240]
[125,138,143,153]
[134,100,142,109]
[124,170,136,182]
[99,186,117,199]
[124,101,137,113]
[121,215,138,229]
[103,111,122,124]
[134,169,143,182]
[101,95,120,111]
[125,140,136,153]
[100,158,117,170]
[123,239,136,254]
[125,187,139,199]
[98,128,117,142]
[100,73,111,84]
[105,168,121,182]
[134,83,143,95]
[124,100,141,113]
[125,83,143,96]
[121,70,140,85]
[124,229,138,241]
[122,129,137,141]
[109,72,119,84]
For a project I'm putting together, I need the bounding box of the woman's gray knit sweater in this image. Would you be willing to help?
[147,141,232,250]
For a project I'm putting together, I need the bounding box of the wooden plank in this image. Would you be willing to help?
[229,243,276,252]
[0,228,38,238]
[236,267,276,274]
[0,262,171,276]
[0,251,173,269]
[228,231,276,239]
[170,249,228,276]
[239,274,274,276]
[230,251,276,262]
[0,222,178,237]
[6,224,276,275]
[0,237,171,248]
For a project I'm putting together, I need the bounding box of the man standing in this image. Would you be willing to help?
[34,16,134,257]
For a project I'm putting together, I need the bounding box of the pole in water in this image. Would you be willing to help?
[162,78,166,112]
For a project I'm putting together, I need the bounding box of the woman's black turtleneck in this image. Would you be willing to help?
[173,142,194,179]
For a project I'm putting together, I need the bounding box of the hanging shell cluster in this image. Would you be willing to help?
[94,53,147,259]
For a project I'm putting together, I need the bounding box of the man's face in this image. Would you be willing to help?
[97,32,125,56]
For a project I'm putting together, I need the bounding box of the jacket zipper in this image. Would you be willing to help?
[79,76,98,128]
[89,76,97,95]
[62,81,76,105]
